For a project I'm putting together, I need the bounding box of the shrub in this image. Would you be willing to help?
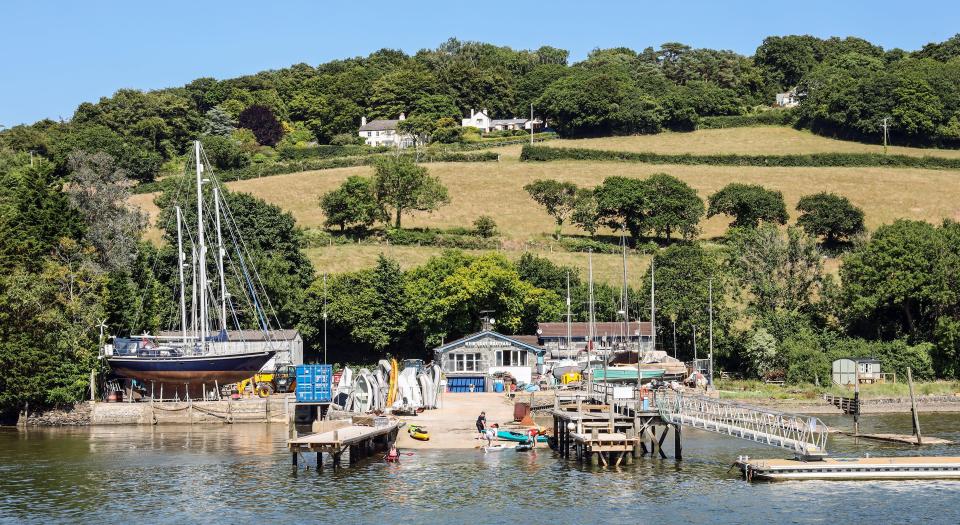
[698,109,797,129]
[238,105,284,147]
[473,216,498,238]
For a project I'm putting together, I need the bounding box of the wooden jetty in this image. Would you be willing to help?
[288,419,400,470]
[736,456,960,481]
[549,389,682,466]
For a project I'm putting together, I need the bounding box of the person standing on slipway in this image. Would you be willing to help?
[476,411,487,439]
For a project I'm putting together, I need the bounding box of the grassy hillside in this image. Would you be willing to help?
[129,126,960,282]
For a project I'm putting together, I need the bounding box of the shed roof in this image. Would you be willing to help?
[434,330,543,354]
[491,118,528,125]
[538,321,652,338]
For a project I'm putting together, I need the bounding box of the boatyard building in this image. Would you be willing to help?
[433,330,544,391]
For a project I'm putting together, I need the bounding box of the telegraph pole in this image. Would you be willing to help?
[530,103,535,145]
[882,117,890,155]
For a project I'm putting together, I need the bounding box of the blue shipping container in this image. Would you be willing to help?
[448,376,485,393]
[296,365,333,402]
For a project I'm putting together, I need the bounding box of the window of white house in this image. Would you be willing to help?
[367,132,372,137]
[496,349,528,367]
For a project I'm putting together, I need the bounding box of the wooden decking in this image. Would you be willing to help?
[288,420,400,470]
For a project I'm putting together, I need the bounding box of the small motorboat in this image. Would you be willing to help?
[483,444,508,453]
[497,429,548,443]
[408,425,430,441]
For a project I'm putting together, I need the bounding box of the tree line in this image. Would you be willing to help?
[524,174,865,247]
[3,34,960,185]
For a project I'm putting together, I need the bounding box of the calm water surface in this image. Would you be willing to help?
[2,413,960,524]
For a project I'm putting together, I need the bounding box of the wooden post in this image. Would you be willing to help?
[907,367,923,445]
[674,424,682,460]
[89,369,96,401]
[292,450,298,468]
[316,451,323,471]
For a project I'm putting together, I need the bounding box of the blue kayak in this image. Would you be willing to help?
[497,429,548,443]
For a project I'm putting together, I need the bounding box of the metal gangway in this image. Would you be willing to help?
[656,391,828,459]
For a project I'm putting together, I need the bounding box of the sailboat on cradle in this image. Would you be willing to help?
[101,141,277,395]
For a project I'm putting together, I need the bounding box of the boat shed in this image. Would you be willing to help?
[832,357,883,386]
[433,330,545,391]
[537,321,653,358]
[158,329,303,370]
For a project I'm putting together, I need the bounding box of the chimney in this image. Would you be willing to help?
[361,116,367,126]
[399,112,406,121]
[470,108,475,118]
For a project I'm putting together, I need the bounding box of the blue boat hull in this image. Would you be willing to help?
[107,351,275,386]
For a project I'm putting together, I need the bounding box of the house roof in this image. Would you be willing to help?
[491,118,528,125]
[359,119,400,131]
[537,321,652,338]
[157,329,300,342]
[434,330,543,354]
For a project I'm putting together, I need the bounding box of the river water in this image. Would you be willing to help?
[2,413,960,524]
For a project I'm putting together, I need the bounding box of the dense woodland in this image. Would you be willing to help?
[3,35,960,421]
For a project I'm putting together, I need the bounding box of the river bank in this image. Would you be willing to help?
[17,387,960,430]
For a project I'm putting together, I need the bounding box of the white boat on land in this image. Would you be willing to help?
[332,367,353,410]
[551,359,583,379]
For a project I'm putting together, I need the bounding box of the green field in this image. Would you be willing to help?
[129,126,960,282]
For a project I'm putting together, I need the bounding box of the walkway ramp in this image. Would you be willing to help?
[656,391,828,459]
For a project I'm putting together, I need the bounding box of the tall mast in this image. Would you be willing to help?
[176,207,188,347]
[214,187,227,332]
[565,271,572,355]
[708,277,714,387]
[650,257,656,354]
[587,250,595,396]
[190,245,197,335]
[195,140,208,351]
[620,226,629,349]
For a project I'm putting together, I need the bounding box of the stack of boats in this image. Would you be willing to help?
[332,359,443,414]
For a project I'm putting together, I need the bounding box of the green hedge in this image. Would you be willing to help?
[384,228,500,250]
[698,110,797,129]
[519,145,960,170]
[277,144,388,160]
[134,151,498,194]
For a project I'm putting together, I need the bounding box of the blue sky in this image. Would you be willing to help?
[2,0,958,126]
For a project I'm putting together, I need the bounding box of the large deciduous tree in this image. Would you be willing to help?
[795,192,865,246]
[524,179,578,239]
[372,156,449,229]
[643,173,704,241]
[238,105,284,147]
[707,183,788,230]
[65,152,147,272]
[320,175,382,232]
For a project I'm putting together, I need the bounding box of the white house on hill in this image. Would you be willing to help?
[358,113,414,148]
[462,108,542,133]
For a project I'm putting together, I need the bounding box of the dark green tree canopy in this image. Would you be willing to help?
[320,175,382,232]
[643,173,704,240]
[707,183,788,229]
[795,192,865,245]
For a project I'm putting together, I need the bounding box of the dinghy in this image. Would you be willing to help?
[483,444,508,453]
[497,429,548,443]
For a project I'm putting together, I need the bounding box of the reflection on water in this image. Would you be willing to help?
[2,413,960,524]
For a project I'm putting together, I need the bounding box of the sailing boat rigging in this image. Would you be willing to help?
[101,141,277,396]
